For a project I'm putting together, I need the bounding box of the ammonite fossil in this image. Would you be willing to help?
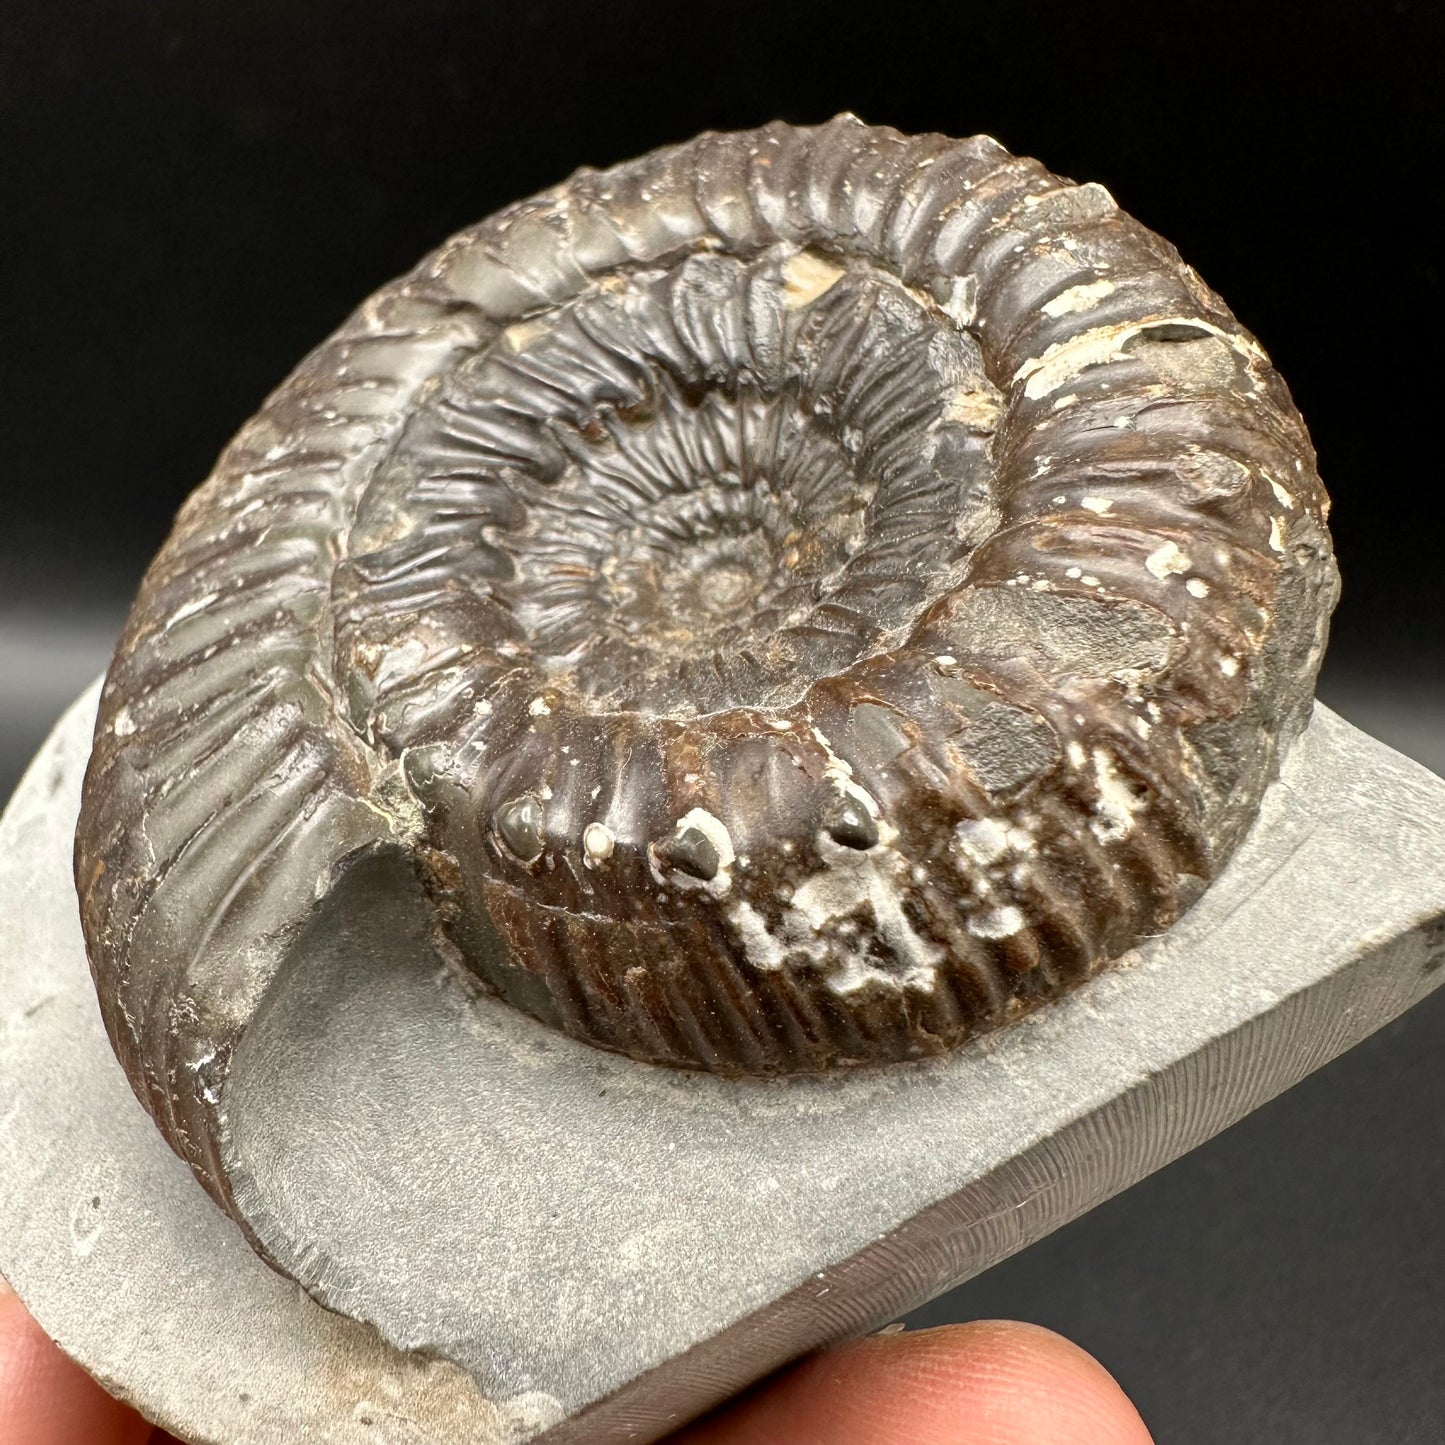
[76,116,1338,1223]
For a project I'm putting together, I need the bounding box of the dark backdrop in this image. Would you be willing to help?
[2,3,1442,1441]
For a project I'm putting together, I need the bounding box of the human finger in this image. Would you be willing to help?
[674,1319,1154,1445]
[0,1280,154,1445]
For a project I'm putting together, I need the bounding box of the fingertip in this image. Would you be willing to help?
[0,1281,153,1445]
[897,1320,1155,1444]
[677,1318,1153,1445]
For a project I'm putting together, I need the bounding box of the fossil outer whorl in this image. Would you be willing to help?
[75,117,1338,1223]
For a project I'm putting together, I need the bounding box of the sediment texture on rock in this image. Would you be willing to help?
[74,117,1338,1223]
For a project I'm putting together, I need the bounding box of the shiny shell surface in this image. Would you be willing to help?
[75,117,1338,1224]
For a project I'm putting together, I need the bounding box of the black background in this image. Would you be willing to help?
[2,3,1442,1441]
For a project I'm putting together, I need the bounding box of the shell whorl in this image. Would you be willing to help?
[75,116,1338,1221]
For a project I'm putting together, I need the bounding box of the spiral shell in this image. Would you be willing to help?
[76,117,1337,1222]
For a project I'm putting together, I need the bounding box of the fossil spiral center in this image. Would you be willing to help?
[537,383,875,694]
[349,244,1003,719]
[603,484,790,631]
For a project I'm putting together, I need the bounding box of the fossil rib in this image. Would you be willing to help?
[75,117,1338,1226]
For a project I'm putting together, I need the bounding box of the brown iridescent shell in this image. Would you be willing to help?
[75,117,1338,1222]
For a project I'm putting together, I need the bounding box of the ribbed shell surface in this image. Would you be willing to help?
[75,117,1338,1223]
